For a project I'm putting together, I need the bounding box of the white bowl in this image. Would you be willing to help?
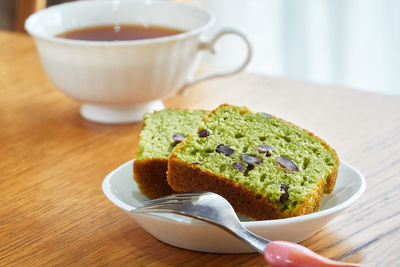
[103,159,366,253]
[25,0,251,123]
[25,0,212,123]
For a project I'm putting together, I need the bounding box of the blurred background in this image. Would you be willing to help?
[2,0,399,95]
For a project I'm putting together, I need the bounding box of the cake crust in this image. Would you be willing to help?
[166,104,340,220]
[133,158,175,199]
[134,108,207,199]
[167,149,338,220]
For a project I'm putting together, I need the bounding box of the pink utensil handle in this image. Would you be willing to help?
[264,241,369,267]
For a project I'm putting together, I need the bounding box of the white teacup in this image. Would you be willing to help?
[25,0,252,123]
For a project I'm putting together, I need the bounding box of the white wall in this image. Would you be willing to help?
[189,0,400,95]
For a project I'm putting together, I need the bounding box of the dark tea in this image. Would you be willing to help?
[57,24,184,41]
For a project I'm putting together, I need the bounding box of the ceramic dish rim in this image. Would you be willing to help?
[103,159,366,227]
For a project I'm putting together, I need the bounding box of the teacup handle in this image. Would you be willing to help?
[179,27,253,94]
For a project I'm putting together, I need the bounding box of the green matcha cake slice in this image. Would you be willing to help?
[134,109,207,199]
[167,104,339,220]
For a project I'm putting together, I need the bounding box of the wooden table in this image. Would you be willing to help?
[1,30,399,266]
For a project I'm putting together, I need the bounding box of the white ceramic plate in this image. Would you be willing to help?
[103,159,366,253]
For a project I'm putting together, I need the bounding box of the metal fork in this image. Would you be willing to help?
[132,191,367,267]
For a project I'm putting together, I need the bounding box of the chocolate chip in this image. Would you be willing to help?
[257,145,273,156]
[198,129,210,138]
[256,194,262,200]
[243,164,254,176]
[246,164,254,171]
[216,144,235,156]
[232,162,246,172]
[241,154,263,165]
[277,156,299,172]
[172,133,186,144]
[259,112,272,118]
[280,184,290,204]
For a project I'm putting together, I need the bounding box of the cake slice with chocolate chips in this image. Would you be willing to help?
[134,109,207,199]
[167,104,339,220]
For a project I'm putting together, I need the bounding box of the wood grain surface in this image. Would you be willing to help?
[1,31,399,266]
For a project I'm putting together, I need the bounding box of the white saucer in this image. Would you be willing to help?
[103,160,366,253]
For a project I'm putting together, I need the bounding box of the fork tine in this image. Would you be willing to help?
[142,191,206,205]
[172,191,205,198]
[134,202,184,214]
[143,197,188,205]
[133,205,175,214]
[143,198,186,206]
